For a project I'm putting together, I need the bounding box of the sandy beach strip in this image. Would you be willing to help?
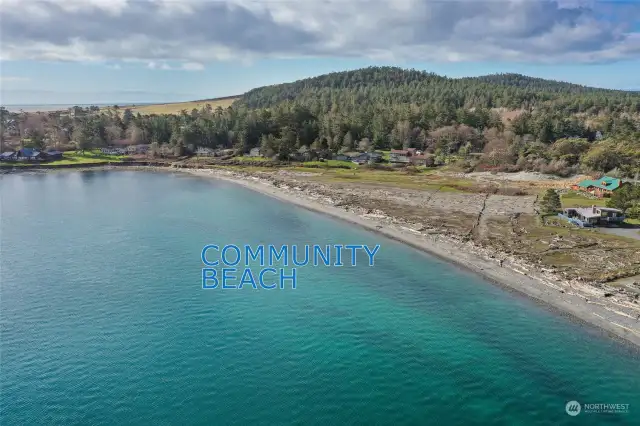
[180,167,640,349]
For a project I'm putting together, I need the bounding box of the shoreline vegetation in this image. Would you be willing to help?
[4,164,640,349]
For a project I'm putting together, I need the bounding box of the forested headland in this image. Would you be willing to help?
[2,66,639,176]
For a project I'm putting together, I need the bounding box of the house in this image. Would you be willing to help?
[366,152,383,163]
[561,206,625,227]
[196,147,215,156]
[249,147,262,157]
[0,151,18,161]
[334,154,351,162]
[389,149,411,164]
[296,146,314,161]
[101,147,126,155]
[410,154,435,167]
[126,144,149,155]
[351,153,369,164]
[350,152,382,165]
[159,144,174,156]
[46,150,64,160]
[17,148,46,161]
[571,176,623,198]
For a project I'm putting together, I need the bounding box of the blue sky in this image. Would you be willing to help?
[1,0,639,105]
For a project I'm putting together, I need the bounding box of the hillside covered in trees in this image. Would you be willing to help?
[238,67,640,114]
[2,66,639,176]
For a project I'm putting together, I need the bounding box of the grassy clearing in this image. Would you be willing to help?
[303,168,472,191]
[561,191,607,208]
[112,97,238,115]
[235,156,273,163]
[302,160,358,169]
[50,150,126,165]
[0,150,126,167]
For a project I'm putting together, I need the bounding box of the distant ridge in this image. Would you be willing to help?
[236,66,640,113]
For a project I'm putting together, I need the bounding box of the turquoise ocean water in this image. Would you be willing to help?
[1,171,639,425]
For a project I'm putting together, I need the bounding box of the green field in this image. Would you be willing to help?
[235,156,273,163]
[0,150,126,167]
[302,160,358,169]
[561,191,607,207]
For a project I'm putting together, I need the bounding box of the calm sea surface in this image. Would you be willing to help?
[1,171,639,425]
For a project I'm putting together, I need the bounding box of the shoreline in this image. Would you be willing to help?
[180,168,640,350]
[4,165,640,349]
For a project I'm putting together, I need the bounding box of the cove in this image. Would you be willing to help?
[1,170,639,425]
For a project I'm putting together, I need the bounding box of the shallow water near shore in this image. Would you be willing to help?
[2,170,639,425]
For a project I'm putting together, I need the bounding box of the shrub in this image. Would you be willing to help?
[540,189,561,214]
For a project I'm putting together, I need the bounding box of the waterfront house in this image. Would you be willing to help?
[350,152,382,165]
[389,149,411,164]
[0,151,18,161]
[101,147,127,155]
[297,146,314,161]
[561,206,625,227]
[127,144,149,155]
[45,150,64,160]
[369,152,382,163]
[351,153,369,165]
[249,147,262,157]
[410,154,435,167]
[196,147,215,156]
[17,148,46,161]
[571,176,623,198]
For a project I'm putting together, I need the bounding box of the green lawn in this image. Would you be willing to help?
[0,150,126,167]
[561,191,607,208]
[49,151,126,165]
[235,156,273,163]
[302,160,358,169]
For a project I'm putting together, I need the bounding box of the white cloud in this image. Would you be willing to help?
[181,62,205,71]
[0,0,638,65]
[147,61,205,71]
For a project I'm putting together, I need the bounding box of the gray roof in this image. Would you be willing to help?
[572,208,601,218]
[597,207,623,213]
[568,207,623,219]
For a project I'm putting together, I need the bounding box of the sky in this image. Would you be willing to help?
[1,0,639,105]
